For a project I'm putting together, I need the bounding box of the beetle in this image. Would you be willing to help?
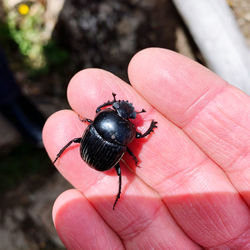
[53,93,157,209]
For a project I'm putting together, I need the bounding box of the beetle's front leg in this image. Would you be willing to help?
[96,93,117,113]
[136,120,157,139]
[78,114,93,124]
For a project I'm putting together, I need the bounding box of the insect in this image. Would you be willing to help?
[53,93,157,209]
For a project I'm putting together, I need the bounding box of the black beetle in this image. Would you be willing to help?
[53,93,157,209]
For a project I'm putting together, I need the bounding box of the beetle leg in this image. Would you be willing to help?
[136,120,158,139]
[112,92,117,101]
[136,109,146,114]
[53,137,81,164]
[113,163,122,210]
[96,101,114,113]
[78,114,93,124]
[127,147,139,166]
[96,93,117,113]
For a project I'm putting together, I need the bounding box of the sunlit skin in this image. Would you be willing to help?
[43,48,250,249]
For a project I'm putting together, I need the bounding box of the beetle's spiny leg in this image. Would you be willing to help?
[127,147,139,166]
[113,163,122,210]
[136,120,158,139]
[78,114,93,124]
[53,137,81,164]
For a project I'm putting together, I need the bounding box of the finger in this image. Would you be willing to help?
[64,68,249,248]
[52,189,123,249]
[128,48,250,206]
[43,110,200,249]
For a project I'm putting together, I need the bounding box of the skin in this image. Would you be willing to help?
[43,48,250,249]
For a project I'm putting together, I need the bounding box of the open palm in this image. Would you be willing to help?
[43,48,250,249]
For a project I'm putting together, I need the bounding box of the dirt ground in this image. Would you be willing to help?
[0,0,249,249]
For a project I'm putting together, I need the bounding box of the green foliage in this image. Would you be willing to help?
[43,40,69,69]
[1,4,69,74]
[7,6,46,69]
[0,21,13,47]
[27,40,69,78]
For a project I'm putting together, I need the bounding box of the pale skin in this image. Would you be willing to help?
[43,48,250,249]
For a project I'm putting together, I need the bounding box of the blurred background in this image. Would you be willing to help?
[0,0,249,249]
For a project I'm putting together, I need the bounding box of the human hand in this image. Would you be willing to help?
[43,48,250,249]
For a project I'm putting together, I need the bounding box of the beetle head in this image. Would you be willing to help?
[112,101,136,120]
